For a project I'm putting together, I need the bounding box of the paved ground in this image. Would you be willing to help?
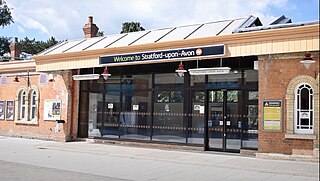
[0,136,318,181]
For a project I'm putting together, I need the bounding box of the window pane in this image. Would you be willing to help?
[119,90,152,140]
[155,73,184,84]
[193,92,205,103]
[170,91,183,103]
[227,90,238,102]
[157,91,170,103]
[22,107,25,119]
[189,91,205,145]
[31,107,35,119]
[209,91,223,103]
[32,92,36,105]
[297,95,300,109]
[248,91,258,100]
[153,89,185,143]
[300,118,309,126]
[301,88,309,109]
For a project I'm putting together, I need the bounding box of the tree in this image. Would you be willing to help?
[120,22,145,34]
[0,0,13,27]
[96,31,104,37]
[0,36,10,56]
[20,36,58,55]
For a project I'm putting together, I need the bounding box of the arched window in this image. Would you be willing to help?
[19,90,27,120]
[295,83,314,134]
[29,89,37,121]
[15,86,39,124]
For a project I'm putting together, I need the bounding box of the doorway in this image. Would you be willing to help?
[207,90,242,151]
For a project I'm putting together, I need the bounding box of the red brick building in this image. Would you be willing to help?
[0,15,319,160]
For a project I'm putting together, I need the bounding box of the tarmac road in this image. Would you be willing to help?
[0,136,318,181]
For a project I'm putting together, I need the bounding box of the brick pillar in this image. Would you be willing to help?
[82,16,99,38]
[9,37,22,61]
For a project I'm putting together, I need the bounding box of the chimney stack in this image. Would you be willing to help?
[82,16,99,38]
[9,37,22,61]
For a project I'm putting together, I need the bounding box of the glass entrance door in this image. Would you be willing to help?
[207,90,242,151]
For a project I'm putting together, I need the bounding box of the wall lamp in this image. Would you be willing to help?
[300,53,315,69]
[175,62,187,77]
[13,71,30,87]
[101,67,111,80]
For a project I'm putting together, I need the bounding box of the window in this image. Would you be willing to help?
[15,86,39,124]
[294,84,314,134]
[18,90,27,121]
[29,90,37,121]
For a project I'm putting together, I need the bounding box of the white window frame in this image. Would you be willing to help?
[29,90,37,121]
[19,90,27,121]
[15,85,39,125]
[294,83,314,134]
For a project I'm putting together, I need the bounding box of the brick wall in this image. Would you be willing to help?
[258,52,319,155]
[0,70,74,141]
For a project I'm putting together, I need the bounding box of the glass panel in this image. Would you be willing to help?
[132,74,152,89]
[88,92,104,138]
[108,31,149,48]
[31,107,35,119]
[158,24,201,42]
[301,119,309,126]
[208,90,223,149]
[187,20,232,39]
[66,36,105,52]
[227,91,238,102]
[208,73,241,89]
[301,88,309,109]
[226,90,241,150]
[153,91,185,143]
[219,18,246,35]
[102,92,121,138]
[21,107,25,119]
[86,34,126,50]
[209,91,223,103]
[132,28,174,45]
[193,92,205,103]
[190,75,205,87]
[119,90,152,140]
[32,92,36,105]
[297,111,300,126]
[22,92,26,105]
[242,105,258,149]
[122,74,152,90]
[248,91,258,100]
[297,95,300,109]
[47,40,84,55]
[155,73,184,85]
[310,95,313,109]
[157,91,170,103]
[188,91,205,145]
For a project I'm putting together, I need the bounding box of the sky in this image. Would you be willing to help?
[1,0,319,41]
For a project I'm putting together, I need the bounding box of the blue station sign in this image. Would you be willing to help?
[99,44,225,65]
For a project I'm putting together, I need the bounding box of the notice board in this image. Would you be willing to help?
[263,100,282,132]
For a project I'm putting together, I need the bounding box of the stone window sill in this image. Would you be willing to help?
[15,120,38,125]
[285,134,317,140]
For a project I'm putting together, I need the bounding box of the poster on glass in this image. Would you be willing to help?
[43,99,61,120]
[6,100,14,120]
[0,101,5,120]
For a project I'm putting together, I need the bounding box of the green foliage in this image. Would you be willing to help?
[20,36,58,55]
[0,0,14,27]
[0,36,10,56]
[120,22,145,34]
[0,36,58,57]
[96,31,104,37]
